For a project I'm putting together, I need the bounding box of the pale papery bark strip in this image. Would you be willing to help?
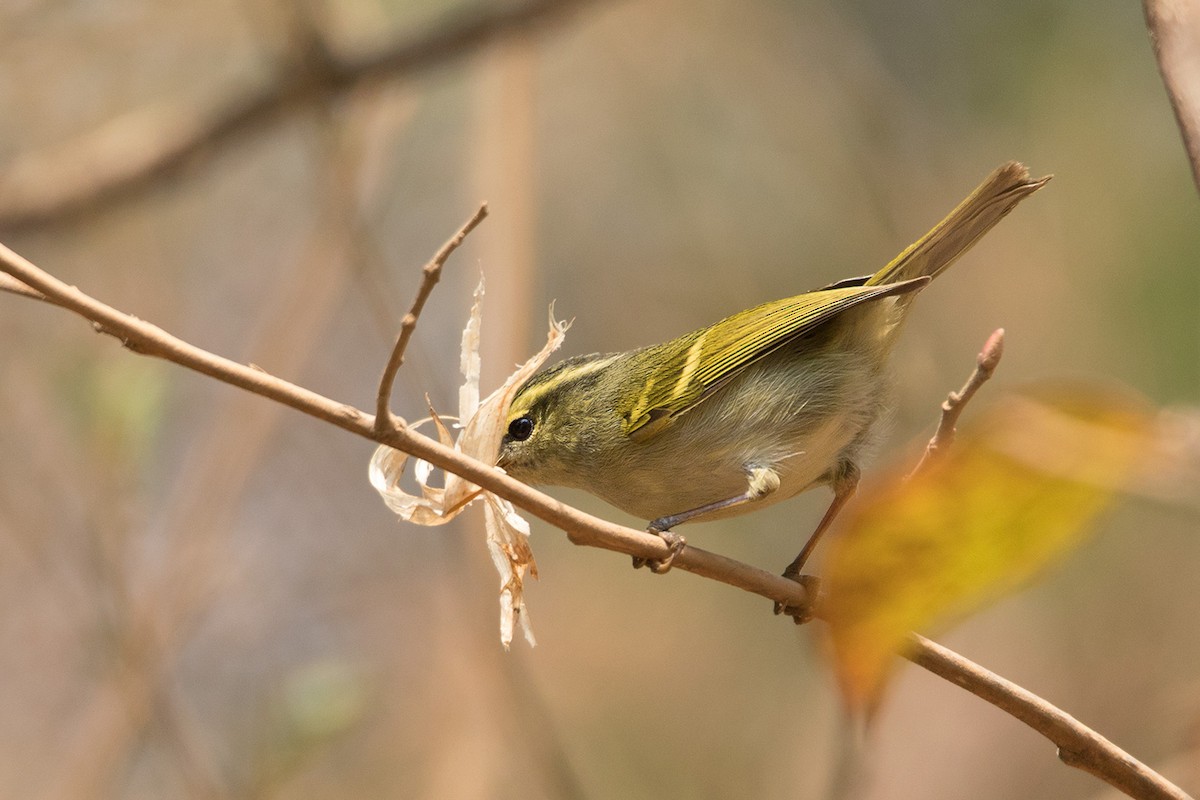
[0,237,1189,800]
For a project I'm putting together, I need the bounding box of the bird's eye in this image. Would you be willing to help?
[507,416,535,441]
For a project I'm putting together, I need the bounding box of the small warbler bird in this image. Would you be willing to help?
[498,162,1048,585]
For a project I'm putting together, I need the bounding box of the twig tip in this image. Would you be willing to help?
[979,328,1005,372]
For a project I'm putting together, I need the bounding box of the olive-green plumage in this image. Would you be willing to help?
[499,163,1048,557]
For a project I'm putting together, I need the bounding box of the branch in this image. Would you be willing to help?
[1144,0,1200,194]
[0,272,47,302]
[905,635,1192,800]
[0,238,813,614]
[375,203,488,432]
[0,0,602,232]
[909,327,1004,476]
[893,331,1191,800]
[0,238,1188,800]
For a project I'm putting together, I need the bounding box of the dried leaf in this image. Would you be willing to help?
[824,383,1158,712]
[368,276,568,647]
[485,493,538,647]
[459,280,483,420]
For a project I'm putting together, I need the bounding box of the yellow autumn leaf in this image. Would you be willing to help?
[824,383,1158,712]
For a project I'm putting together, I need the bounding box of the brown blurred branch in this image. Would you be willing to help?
[0,235,1189,800]
[0,0,602,232]
[28,95,401,800]
[1144,0,1200,194]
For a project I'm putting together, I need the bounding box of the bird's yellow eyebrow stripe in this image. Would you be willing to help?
[509,355,619,416]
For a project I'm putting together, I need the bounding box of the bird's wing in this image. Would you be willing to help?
[622,278,927,442]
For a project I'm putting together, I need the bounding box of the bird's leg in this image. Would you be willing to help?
[633,466,781,574]
[783,462,860,579]
[775,461,859,622]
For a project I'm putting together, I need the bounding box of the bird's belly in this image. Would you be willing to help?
[584,343,886,523]
[591,408,862,522]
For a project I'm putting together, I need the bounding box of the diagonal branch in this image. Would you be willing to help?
[1144,0,1200,195]
[905,634,1192,800]
[0,238,812,613]
[0,0,603,231]
[375,203,488,432]
[0,235,1189,800]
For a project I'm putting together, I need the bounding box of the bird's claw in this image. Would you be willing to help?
[773,573,821,625]
[632,529,687,574]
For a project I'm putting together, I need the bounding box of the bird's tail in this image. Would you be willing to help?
[866,162,1050,288]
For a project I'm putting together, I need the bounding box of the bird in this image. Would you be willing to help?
[497,162,1049,592]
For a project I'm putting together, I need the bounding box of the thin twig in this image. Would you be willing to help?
[0,240,1189,800]
[1144,0,1200,195]
[375,203,488,433]
[905,634,1193,800]
[0,0,602,231]
[909,327,1005,476]
[0,272,47,302]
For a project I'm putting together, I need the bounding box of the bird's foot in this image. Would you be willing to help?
[773,572,821,625]
[632,527,687,574]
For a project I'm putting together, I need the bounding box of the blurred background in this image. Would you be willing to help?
[1,0,1197,798]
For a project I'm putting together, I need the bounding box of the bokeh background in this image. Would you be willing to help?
[1,0,1197,798]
